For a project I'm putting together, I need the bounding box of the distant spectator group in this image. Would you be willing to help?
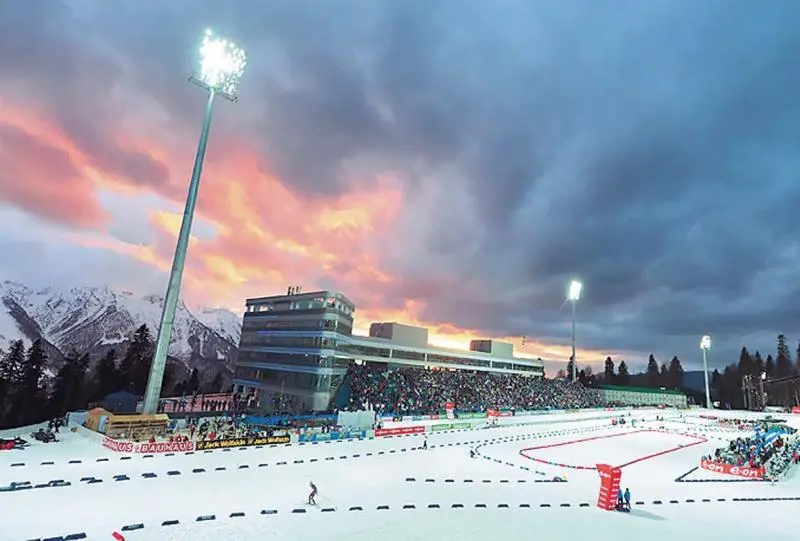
[157,392,253,414]
[344,364,605,415]
[704,421,799,478]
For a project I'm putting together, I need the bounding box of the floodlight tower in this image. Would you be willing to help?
[142,30,247,415]
[567,280,583,384]
[700,335,712,409]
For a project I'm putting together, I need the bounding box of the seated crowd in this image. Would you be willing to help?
[704,422,799,478]
[345,364,605,415]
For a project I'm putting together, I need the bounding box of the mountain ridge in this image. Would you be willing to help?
[0,280,242,385]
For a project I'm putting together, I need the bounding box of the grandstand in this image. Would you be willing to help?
[234,290,545,413]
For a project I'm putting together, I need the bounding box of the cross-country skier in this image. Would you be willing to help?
[308,481,318,505]
[422,437,428,450]
[617,488,624,509]
[623,488,631,510]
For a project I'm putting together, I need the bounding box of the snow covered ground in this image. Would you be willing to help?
[1,410,799,541]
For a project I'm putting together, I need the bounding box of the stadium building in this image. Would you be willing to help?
[233,289,545,412]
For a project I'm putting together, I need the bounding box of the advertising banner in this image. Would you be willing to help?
[792,407,800,415]
[375,426,425,437]
[431,423,452,432]
[699,459,765,479]
[429,414,440,420]
[487,409,500,418]
[195,435,291,451]
[596,463,622,511]
[298,430,367,443]
[102,437,195,454]
[451,422,471,430]
[446,402,455,420]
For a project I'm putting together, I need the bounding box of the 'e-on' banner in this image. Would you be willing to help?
[195,435,291,451]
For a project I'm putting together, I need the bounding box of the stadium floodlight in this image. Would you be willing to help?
[567,280,583,302]
[700,335,712,409]
[142,30,247,415]
[190,29,247,101]
[567,280,583,384]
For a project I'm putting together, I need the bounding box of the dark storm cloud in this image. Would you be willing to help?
[3,0,800,368]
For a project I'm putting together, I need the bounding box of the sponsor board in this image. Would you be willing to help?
[700,459,765,479]
[457,412,487,419]
[102,437,195,454]
[298,430,367,443]
[375,425,425,437]
[195,435,291,451]
[792,407,800,415]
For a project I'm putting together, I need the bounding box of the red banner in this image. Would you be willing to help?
[487,409,500,418]
[700,459,764,479]
[374,426,425,437]
[792,406,800,414]
[596,463,622,511]
[102,437,195,453]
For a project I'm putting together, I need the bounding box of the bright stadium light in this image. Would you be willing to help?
[567,279,583,384]
[567,280,583,302]
[190,29,247,101]
[700,335,712,409]
[142,30,247,415]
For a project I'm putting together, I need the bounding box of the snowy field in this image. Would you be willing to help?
[2,409,799,541]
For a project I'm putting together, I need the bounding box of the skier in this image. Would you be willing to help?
[623,488,631,510]
[469,449,476,459]
[616,488,624,510]
[422,437,428,450]
[308,481,318,505]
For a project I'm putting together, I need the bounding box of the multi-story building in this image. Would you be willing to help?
[233,290,545,413]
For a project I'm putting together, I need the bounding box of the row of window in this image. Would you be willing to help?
[239,335,337,349]
[236,351,346,369]
[242,317,353,336]
[235,366,342,393]
[247,297,355,316]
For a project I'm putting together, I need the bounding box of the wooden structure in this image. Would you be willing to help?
[83,408,169,440]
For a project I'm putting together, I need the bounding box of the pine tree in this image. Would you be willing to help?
[646,355,659,387]
[95,349,121,399]
[617,361,630,385]
[659,363,669,387]
[668,356,684,388]
[0,339,25,383]
[753,351,765,378]
[737,347,754,377]
[765,354,776,379]
[18,339,47,425]
[187,368,200,393]
[795,340,800,375]
[209,372,224,393]
[48,352,88,417]
[776,334,792,377]
[603,357,615,383]
[0,340,26,426]
[565,358,575,382]
[119,325,154,395]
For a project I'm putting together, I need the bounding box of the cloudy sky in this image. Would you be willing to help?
[1,0,799,374]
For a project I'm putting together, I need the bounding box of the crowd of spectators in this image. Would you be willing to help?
[345,364,605,415]
[704,422,798,478]
[157,392,254,414]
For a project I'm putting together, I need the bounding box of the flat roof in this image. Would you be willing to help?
[246,290,356,309]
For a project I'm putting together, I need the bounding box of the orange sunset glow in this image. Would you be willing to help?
[0,96,612,371]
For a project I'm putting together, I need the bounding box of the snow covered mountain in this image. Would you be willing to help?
[0,281,242,381]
